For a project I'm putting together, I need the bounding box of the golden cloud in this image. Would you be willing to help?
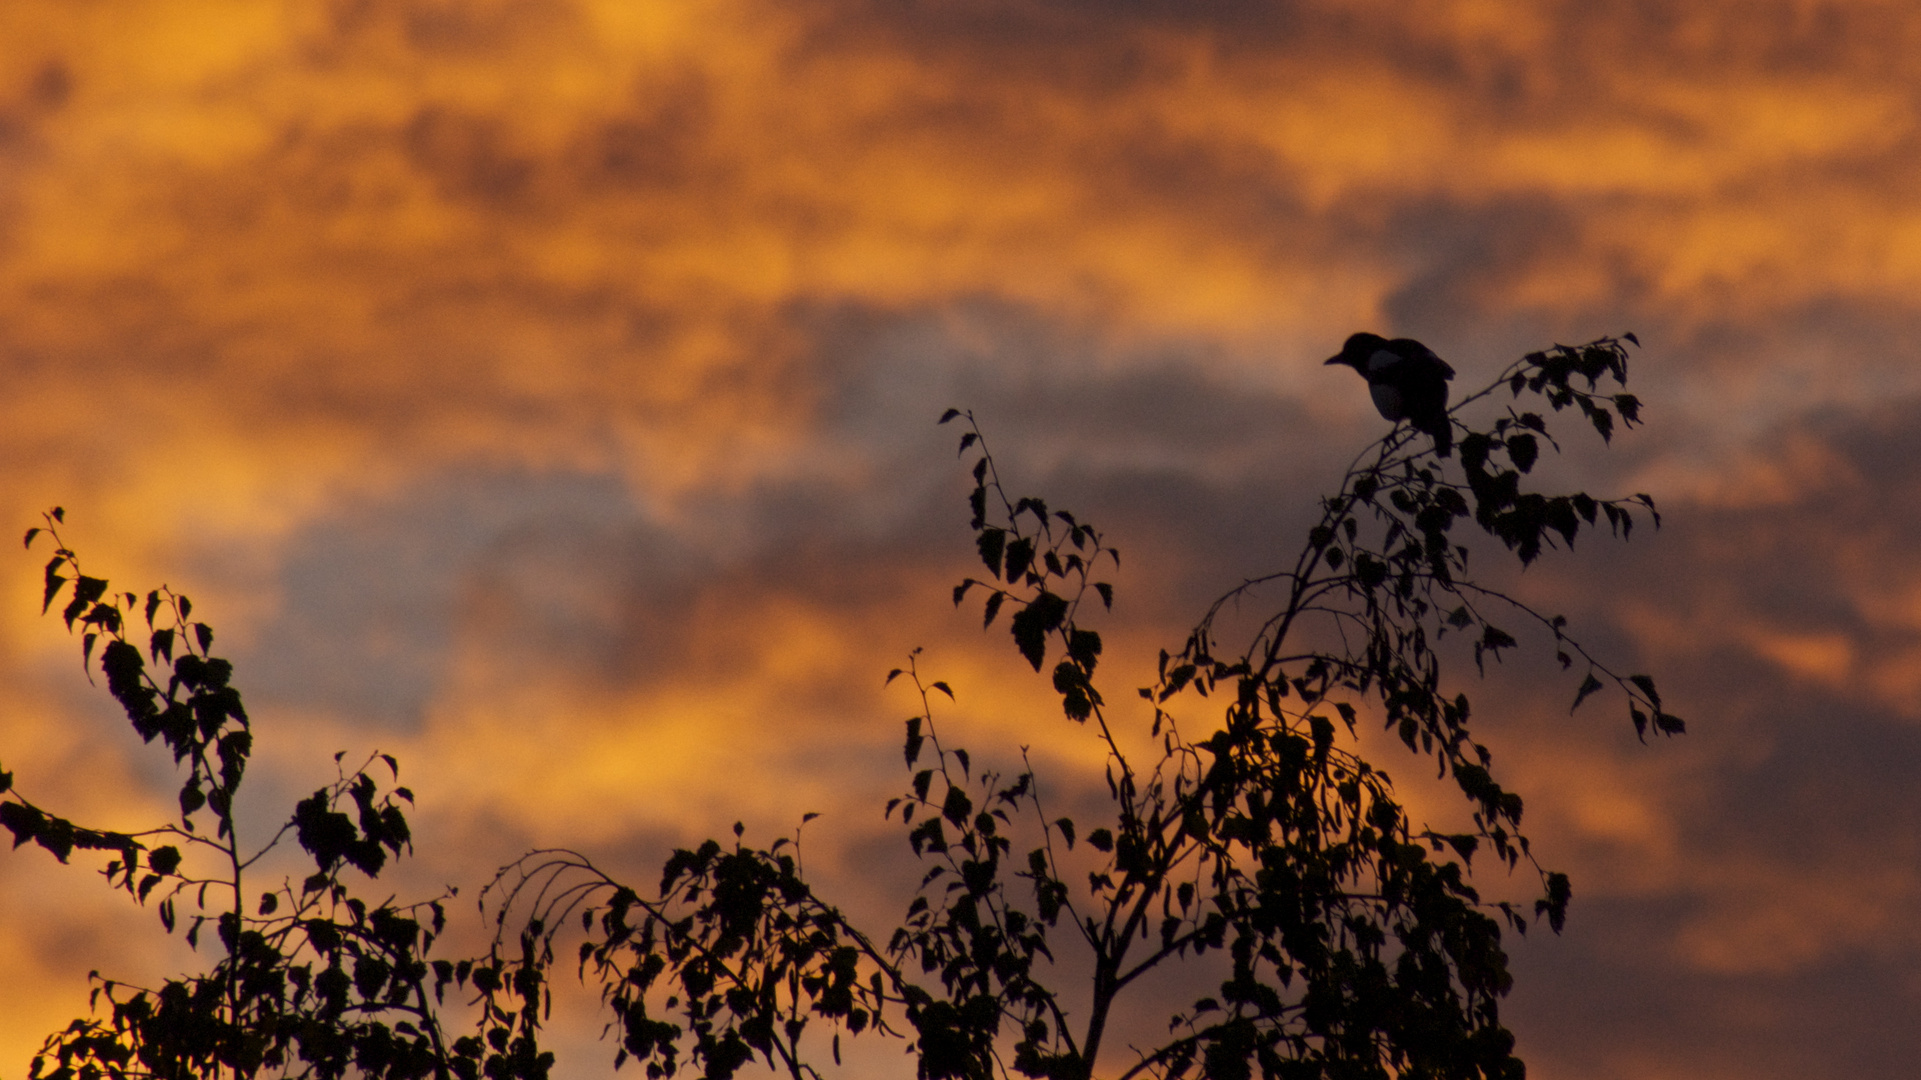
[5,0,1921,1073]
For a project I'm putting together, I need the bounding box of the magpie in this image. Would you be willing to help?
[1324,332,1456,458]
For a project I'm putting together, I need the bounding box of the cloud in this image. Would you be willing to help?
[6,0,1921,1075]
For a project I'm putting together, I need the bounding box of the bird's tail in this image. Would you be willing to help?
[1425,417,1454,459]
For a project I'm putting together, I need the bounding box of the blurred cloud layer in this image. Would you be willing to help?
[3,1,1920,1077]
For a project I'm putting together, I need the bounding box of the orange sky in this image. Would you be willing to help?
[3,2,1921,1077]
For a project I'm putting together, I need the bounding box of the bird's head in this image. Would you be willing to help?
[1324,331,1389,371]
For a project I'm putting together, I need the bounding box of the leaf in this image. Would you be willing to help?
[1536,871,1572,933]
[1544,497,1580,548]
[941,784,972,826]
[1353,552,1387,588]
[0,802,42,848]
[1004,535,1035,582]
[35,816,74,863]
[1634,492,1661,527]
[930,681,954,699]
[938,408,961,424]
[23,527,39,548]
[1589,406,1615,443]
[982,591,1005,629]
[1053,660,1095,720]
[1010,592,1069,671]
[1570,674,1605,713]
[41,560,67,614]
[904,717,924,767]
[1094,582,1113,609]
[1627,673,1662,708]
[1066,627,1102,669]
[978,528,1007,579]
[1614,393,1642,425]
[1506,433,1539,473]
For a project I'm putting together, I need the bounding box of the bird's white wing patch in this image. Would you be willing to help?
[1365,349,1399,374]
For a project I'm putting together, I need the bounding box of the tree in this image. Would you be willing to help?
[12,513,500,1080]
[9,336,1677,1080]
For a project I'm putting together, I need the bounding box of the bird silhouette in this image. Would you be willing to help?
[1325,332,1456,458]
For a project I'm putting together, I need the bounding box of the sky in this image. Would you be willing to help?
[1,0,1919,1076]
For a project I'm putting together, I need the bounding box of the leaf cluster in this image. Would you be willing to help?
[16,512,540,1080]
[945,417,1117,723]
[472,831,895,1080]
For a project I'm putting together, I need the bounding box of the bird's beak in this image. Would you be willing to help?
[1323,354,1344,366]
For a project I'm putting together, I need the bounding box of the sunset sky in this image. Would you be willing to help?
[2,1,1920,1077]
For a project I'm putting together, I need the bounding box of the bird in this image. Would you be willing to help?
[1324,332,1456,458]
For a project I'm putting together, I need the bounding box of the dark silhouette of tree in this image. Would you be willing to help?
[8,336,1677,1080]
[11,512,550,1080]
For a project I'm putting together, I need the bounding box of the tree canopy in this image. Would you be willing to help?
[8,336,1676,1080]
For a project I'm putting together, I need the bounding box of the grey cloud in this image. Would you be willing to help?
[11,2,1921,1077]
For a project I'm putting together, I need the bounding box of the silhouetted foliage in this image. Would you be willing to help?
[14,516,549,1080]
[475,336,1676,1080]
[10,336,1676,1080]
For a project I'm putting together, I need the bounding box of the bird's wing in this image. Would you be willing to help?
[1387,338,1454,379]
